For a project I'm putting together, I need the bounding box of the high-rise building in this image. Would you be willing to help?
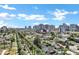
[33,25,39,31]
[33,24,55,32]
[59,23,69,33]
[39,24,44,30]
[69,24,79,32]
[28,26,32,30]
[25,26,27,29]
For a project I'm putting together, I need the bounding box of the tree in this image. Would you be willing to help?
[2,33,6,49]
[33,35,42,49]
[3,40,6,49]
[0,26,8,33]
[18,32,45,55]
[10,37,15,48]
[68,34,75,41]
[65,40,69,49]
[50,32,56,40]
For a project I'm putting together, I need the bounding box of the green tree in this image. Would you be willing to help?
[50,32,56,40]
[68,34,75,41]
[3,40,6,49]
[33,35,42,49]
[10,36,15,48]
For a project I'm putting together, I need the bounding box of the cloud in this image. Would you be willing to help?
[0,20,7,28]
[55,26,59,28]
[0,4,16,10]
[71,11,79,14]
[77,24,79,26]
[52,9,79,21]
[18,14,47,20]
[53,9,68,21]
[7,24,20,28]
[0,13,47,21]
[0,13,8,18]
[0,20,21,28]
[33,22,40,25]
[33,22,50,26]
[43,23,50,25]
[0,12,16,20]
[9,14,16,17]
[65,23,70,25]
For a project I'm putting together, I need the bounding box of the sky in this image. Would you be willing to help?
[0,4,79,28]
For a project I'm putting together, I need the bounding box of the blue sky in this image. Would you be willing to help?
[0,4,79,28]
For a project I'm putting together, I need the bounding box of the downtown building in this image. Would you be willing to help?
[59,23,79,33]
[59,23,69,33]
[69,24,79,32]
[33,24,55,33]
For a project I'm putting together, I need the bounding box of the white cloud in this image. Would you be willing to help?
[0,20,20,28]
[33,22,50,26]
[0,4,16,10]
[55,26,59,28]
[0,13,47,21]
[18,14,47,20]
[0,20,7,28]
[9,14,16,17]
[18,14,27,18]
[0,12,16,20]
[71,11,78,14]
[0,13,8,17]
[43,23,50,25]
[66,23,70,25]
[7,24,20,28]
[33,22,40,25]
[29,15,47,20]
[53,9,79,21]
[77,24,79,26]
[53,9,68,21]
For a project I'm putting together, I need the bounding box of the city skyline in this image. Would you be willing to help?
[0,4,79,28]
